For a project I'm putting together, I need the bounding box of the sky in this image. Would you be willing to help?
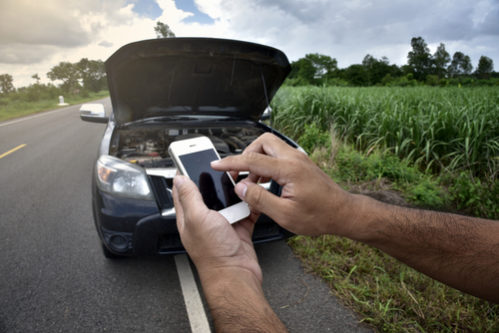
[1,0,498,88]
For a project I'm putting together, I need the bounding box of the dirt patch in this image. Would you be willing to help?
[346,179,410,207]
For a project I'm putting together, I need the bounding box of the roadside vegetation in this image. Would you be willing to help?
[271,86,499,331]
[0,58,109,122]
[273,86,498,219]
[0,89,109,122]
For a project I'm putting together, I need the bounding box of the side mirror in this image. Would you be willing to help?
[80,103,108,123]
[260,107,272,121]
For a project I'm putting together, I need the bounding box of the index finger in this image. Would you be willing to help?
[243,133,295,158]
[211,152,284,184]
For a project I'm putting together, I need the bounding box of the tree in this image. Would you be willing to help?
[342,64,368,86]
[0,74,15,95]
[362,54,399,85]
[76,58,106,92]
[32,74,41,84]
[288,53,338,85]
[432,43,450,78]
[362,54,377,68]
[154,21,175,38]
[448,52,473,77]
[288,58,316,85]
[47,62,80,93]
[407,37,432,81]
[306,53,338,80]
[475,56,494,79]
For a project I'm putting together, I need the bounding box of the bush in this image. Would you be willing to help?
[448,172,498,219]
[14,84,60,102]
[425,75,439,86]
[381,73,393,86]
[79,89,90,98]
[324,78,350,87]
[387,75,418,86]
[297,123,331,154]
[329,144,445,208]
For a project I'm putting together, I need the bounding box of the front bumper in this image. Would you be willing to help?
[93,186,292,256]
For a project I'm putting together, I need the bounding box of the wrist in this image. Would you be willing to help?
[198,265,264,298]
[197,264,288,332]
[328,192,386,242]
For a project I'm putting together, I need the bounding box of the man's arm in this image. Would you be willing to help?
[172,176,288,332]
[212,133,499,303]
[200,267,287,333]
[356,196,499,302]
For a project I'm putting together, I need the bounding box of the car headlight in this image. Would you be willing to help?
[96,155,153,200]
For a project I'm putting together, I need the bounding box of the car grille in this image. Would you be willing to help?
[148,176,174,210]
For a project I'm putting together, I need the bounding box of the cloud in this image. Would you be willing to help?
[1,0,498,88]
[191,0,499,67]
[0,44,61,64]
[98,41,114,47]
[477,2,499,35]
[0,1,90,48]
[0,0,131,64]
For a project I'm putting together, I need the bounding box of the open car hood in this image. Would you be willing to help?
[105,38,291,125]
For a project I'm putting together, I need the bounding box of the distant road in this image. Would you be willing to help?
[0,99,370,332]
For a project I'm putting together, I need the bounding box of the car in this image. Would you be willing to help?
[80,37,303,258]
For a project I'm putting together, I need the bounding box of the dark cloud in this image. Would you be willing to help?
[3,0,498,85]
[217,0,499,67]
[98,41,114,47]
[0,0,129,64]
[0,1,91,47]
[478,4,499,35]
[252,0,330,23]
[0,44,60,64]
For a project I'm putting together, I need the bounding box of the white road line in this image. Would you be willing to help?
[175,254,211,333]
[0,106,76,128]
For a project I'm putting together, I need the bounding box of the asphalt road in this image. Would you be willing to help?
[0,99,371,332]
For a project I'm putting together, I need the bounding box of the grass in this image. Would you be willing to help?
[272,86,498,180]
[299,123,446,208]
[273,86,498,219]
[0,90,109,122]
[271,87,499,332]
[290,234,499,332]
[288,133,499,332]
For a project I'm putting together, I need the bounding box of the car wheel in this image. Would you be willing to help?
[101,243,126,259]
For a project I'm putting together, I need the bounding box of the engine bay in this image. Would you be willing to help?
[110,124,267,169]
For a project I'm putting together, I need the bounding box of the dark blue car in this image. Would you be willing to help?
[80,38,302,258]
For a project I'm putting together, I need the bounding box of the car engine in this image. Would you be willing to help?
[111,125,267,169]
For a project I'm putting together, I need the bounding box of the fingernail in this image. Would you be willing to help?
[210,160,220,166]
[235,182,247,198]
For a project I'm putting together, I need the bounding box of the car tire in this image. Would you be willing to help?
[101,243,126,259]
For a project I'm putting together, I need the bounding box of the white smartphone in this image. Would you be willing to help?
[168,136,250,224]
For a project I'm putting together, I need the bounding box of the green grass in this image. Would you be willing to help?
[289,234,499,332]
[299,124,447,208]
[273,86,498,219]
[272,87,499,332]
[272,86,499,180]
[0,90,109,122]
[288,135,499,332]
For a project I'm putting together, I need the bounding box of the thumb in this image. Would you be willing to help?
[174,175,208,221]
[235,181,287,222]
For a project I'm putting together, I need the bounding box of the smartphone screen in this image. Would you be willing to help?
[179,149,241,211]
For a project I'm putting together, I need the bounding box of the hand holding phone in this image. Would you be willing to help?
[168,136,250,224]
